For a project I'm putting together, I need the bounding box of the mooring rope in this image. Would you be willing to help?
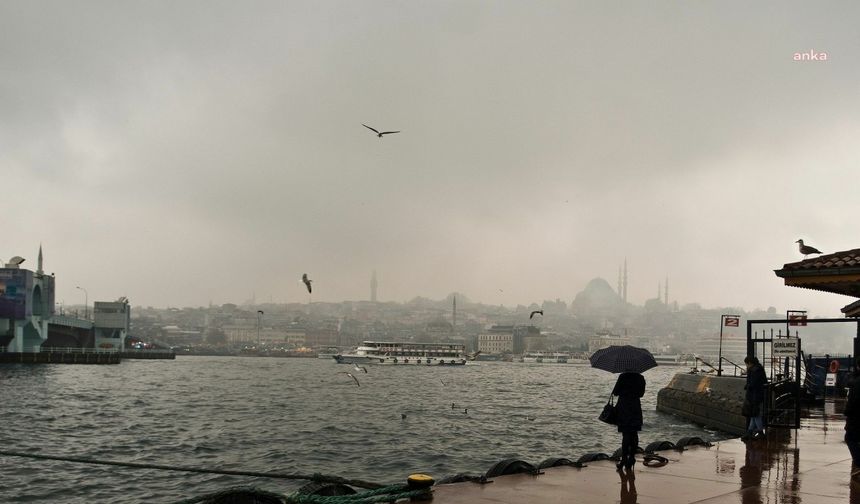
[0,450,384,489]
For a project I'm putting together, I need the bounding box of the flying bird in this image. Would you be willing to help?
[529,310,544,320]
[353,363,368,374]
[302,273,312,293]
[339,372,360,387]
[796,239,823,258]
[362,124,400,138]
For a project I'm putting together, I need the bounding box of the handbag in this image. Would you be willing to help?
[741,398,758,417]
[599,393,618,424]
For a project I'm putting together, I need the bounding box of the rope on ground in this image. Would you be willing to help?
[284,484,432,504]
[0,450,384,489]
[642,454,669,467]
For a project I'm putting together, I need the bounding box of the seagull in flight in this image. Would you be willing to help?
[339,372,360,387]
[302,273,312,293]
[529,310,544,320]
[796,239,822,258]
[353,363,368,374]
[362,124,400,138]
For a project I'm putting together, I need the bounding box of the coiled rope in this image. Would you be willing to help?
[0,450,384,489]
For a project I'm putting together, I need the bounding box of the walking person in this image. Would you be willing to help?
[612,370,646,471]
[844,357,860,477]
[742,355,767,440]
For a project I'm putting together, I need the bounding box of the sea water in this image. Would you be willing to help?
[0,357,729,503]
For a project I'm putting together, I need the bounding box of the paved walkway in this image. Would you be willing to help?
[432,405,857,503]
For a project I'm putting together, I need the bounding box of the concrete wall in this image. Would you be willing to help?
[657,373,747,435]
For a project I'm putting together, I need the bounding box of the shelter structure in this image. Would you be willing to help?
[774,247,860,317]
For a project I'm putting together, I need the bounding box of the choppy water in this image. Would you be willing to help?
[0,357,729,503]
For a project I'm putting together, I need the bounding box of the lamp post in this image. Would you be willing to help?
[76,286,88,320]
[256,310,264,349]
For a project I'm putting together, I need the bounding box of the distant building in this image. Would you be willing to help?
[93,299,131,351]
[588,330,631,353]
[477,332,513,354]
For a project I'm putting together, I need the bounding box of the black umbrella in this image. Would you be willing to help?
[589,345,657,374]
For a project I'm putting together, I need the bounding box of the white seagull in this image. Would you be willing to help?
[339,372,360,387]
[796,239,823,258]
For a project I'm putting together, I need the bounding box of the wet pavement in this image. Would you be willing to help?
[432,403,857,503]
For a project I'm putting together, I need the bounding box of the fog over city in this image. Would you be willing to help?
[2,2,858,316]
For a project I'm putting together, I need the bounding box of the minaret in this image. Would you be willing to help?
[664,275,669,305]
[36,244,44,275]
[622,258,628,303]
[371,270,378,303]
[452,295,457,335]
[617,266,622,297]
[657,281,662,302]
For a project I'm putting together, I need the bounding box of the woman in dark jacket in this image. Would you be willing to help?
[612,371,646,470]
[743,355,767,440]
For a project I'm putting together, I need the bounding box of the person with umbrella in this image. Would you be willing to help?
[590,345,656,472]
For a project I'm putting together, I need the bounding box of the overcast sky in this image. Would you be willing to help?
[2,1,858,316]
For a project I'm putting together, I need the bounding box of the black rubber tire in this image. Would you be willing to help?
[295,481,357,496]
[576,452,610,463]
[485,458,537,477]
[537,457,581,469]
[202,488,284,504]
[644,440,676,453]
[675,436,711,449]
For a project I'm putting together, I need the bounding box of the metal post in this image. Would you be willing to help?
[719,314,741,377]
[718,315,724,377]
[76,286,88,320]
[256,310,264,349]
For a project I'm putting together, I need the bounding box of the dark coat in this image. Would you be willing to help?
[612,372,646,433]
[745,363,767,406]
[845,372,860,433]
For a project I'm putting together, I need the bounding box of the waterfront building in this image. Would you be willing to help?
[587,330,631,353]
[93,299,131,351]
[477,332,513,354]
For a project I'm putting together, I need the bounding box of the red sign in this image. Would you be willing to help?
[724,317,739,327]
[788,315,807,326]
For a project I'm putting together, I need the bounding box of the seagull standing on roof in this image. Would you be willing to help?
[302,273,312,293]
[796,239,823,258]
[362,124,400,138]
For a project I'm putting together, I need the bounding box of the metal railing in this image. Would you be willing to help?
[719,356,746,376]
[39,347,114,354]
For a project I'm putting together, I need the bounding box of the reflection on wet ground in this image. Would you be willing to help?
[433,402,859,503]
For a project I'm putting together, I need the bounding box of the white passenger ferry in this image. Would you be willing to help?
[520,351,571,364]
[333,341,467,366]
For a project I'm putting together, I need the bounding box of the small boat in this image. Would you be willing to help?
[334,341,467,366]
[317,346,340,359]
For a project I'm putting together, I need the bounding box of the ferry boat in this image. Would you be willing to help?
[333,341,467,366]
[520,351,571,363]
